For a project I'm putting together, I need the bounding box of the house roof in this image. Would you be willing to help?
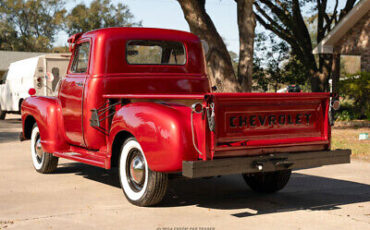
[313,0,370,54]
[0,50,45,71]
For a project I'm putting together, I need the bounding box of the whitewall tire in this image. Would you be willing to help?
[30,124,58,173]
[119,137,168,206]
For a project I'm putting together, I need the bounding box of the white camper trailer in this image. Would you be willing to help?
[0,53,70,119]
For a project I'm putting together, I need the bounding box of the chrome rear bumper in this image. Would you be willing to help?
[182,149,351,178]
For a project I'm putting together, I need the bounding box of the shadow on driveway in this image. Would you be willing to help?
[0,118,22,144]
[55,162,370,217]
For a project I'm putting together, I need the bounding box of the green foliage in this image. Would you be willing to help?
[252,32,310,92]
[252,56,268,92]
[336,110,351,121]
[282,55,310,86]
[65,0,141,35]
[338,72,370,120]
[0,0,66,52]
[51,46,69,53]
[334,101,360,121]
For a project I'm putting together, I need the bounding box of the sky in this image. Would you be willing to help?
[56,0,242,52]
[55,0,347,53]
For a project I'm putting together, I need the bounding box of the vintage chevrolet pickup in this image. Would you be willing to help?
[21,27,350,206]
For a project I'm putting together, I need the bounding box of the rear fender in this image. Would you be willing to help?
[21,96,68,153]
[109,102,198,172]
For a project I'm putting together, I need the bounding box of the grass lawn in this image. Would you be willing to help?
[332,127,370,160]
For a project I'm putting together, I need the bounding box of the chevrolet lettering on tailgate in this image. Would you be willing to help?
[229,113,313,128]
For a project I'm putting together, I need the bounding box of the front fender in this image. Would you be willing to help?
[21,96,68,153]
[109,102,198,172]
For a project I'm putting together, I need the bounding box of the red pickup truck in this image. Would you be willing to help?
[21,27,350,206]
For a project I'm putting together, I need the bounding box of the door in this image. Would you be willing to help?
[59,41,90,147]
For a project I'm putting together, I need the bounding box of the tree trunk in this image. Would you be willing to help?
[331,53,341,94]
[319,53,333,92]
[177,0,241,92]
[236,0,256,92]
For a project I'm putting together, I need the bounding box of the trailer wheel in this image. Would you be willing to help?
[18,99,23,114]
[0,105,6,120]
[118,137,168,206]
[242,170,291,193]
[30,124,58,173]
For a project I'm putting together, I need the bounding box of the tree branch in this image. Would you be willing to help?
[254,2,292,39]
[257,0,291,26]
[339,0,356,20]
[254,13,297,50]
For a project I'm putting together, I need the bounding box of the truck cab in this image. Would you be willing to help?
[21,28,350,207]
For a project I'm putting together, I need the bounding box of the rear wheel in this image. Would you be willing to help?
[242,170,291,193]
[118,137,168,206]
[30,124,58,173]
[0,104,6,120]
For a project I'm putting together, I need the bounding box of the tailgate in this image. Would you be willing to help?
[209,93,330,157]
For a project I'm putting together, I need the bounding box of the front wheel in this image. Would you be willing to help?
[242,170,291,193]
[31,124,58,173]
[118,137,168,206]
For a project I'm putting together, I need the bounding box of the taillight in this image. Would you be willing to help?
[332,100,340,110]
[191,103,203,113]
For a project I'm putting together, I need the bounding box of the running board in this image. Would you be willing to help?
[53,150,110,169]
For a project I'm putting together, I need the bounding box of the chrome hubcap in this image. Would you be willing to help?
[126,149,146,192]
[130,155,145,184]
[35,136,43,161]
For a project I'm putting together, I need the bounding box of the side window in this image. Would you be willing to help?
[70,42,90,73]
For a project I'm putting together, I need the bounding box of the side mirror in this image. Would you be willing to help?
[68,42,75,53]
[28,88,36,96]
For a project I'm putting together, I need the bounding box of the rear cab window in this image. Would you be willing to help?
[70,42,90,73]
[126,40,186,65]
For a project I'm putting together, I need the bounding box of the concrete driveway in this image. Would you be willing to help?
[0,115,369,229]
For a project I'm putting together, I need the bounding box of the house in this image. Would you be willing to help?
[0,51,45,81]
[313,0,369,86]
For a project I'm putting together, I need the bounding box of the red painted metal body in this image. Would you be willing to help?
[21,27,332,173]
